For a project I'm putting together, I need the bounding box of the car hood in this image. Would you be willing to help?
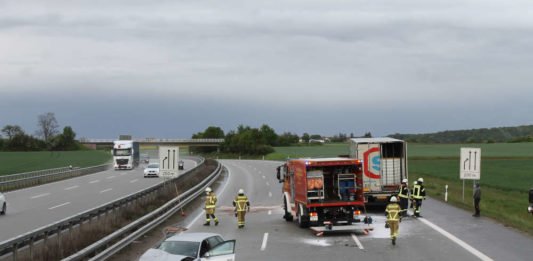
[139,249,195,261]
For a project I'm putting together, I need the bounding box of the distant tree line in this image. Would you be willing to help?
[192,125,371,155]
[389,125,533,143]
[0,112,81,151]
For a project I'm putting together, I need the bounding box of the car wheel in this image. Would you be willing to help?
[1,203,6,215]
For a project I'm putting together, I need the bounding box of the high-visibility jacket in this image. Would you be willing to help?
[398,185,409,199]
[205,193,217,209]
[386,203,401,221]
[412,184,426,200]
[233,194,250,212]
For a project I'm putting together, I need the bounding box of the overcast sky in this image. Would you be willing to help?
[1,0,532,139]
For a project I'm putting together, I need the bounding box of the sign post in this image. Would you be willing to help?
[460,148,481,202]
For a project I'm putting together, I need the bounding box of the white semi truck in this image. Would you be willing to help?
[349,137,408,205]
[112,140,140,170]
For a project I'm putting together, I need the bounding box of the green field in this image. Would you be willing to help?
[0,150,112,175]
[267,142,533,235]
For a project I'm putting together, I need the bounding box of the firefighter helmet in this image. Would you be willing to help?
[205,187,212,193]
[390,196,398,202]
[418,178,424,183]
[238,189,244,194]
[402,178,408,183]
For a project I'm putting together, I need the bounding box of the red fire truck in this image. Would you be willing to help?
[276,158,373,233]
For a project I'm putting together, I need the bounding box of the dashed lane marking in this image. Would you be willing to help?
[106,176,116,179]
[100,188,113,193]
[49,202,70,210]
[89,180,100,184]
[64,185,79,191]
[31,193,50,199]
[130,179,138,183]
[351,233,364,250]
[261,233,269,251]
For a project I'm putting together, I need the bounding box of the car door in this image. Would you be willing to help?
[202,240,236,261]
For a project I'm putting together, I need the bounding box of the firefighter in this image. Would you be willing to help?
[203,187,219,226]
[410,180,418,215]
[386,196,401,245]
[412,178,426,217]
[398,178,409,217]
[233,189,250,228]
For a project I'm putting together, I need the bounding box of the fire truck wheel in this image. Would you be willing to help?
[283,197,293,222]
[297,204,309,228]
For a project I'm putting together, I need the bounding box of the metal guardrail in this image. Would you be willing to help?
[0,164,111,192]
[0,158,207,260]
[64,162,222,260]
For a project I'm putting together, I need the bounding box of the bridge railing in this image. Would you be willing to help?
[78,138,224,144]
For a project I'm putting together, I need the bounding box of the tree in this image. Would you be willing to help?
[301,133,310,143]
[364,132,372,138]
[260,124,278,146]
[2,125,24,139]
[278,132,299,146]
[52,126,78,150]
[36,112,59,142]
[191,126,225,153]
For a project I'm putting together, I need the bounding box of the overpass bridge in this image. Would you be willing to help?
[79,138,224,149]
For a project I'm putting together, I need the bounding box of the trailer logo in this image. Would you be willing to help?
[363,147,381,179]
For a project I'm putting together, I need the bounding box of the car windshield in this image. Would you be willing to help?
[147,164,159,168]
[157,241,199,257]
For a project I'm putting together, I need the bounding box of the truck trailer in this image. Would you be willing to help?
[112,140,140,170]
[276,158,372,233]
[349,137,408,205]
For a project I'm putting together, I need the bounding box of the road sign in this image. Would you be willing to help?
[159,146,180,178]
[460,148,481,180]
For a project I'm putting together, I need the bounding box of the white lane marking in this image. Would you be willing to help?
[261,233,269,251]
[266,182,270,186]
[262,175,266,179]
[130,179,139,183]
[89,180,100,184]
[268,210,272,215]
[351,233,364,250]
[120,172,128,176]
[268,192,272,198]
[31,193,50,199]
[419,218,493,261]
[100,188,113,193]
[106,176,116,179]
[186,165,232,229]
[64,185,79,191]
[49,202,70,210]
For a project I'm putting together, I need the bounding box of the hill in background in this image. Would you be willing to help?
[389,124,533,143]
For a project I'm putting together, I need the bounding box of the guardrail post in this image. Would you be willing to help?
[12,243,18,261]
[58,226,63,259]
[43,232,49,259]
[29,237,34,260]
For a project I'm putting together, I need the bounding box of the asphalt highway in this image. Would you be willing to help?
[0,159,196,242]
[178,160,533,261]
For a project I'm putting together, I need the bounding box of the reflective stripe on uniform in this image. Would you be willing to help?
[386,203,401,221]
[234,195,249,211]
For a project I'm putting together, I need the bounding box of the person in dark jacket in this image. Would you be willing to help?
[473,183,481,217]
